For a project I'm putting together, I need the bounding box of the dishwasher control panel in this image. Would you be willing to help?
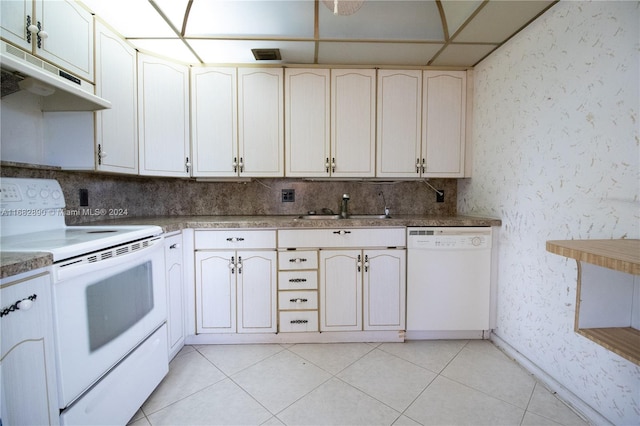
[407,227,491,249]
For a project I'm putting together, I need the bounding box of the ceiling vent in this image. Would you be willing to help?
[251,48,281,61]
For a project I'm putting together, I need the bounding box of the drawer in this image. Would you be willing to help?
[195,230,276,250]
[278,228,405,249]
[279,311,319,333]
[278,291,318,310]
[278,271,318,290]
[278,250,318,270]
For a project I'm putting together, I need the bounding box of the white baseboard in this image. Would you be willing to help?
[490,333,612,426]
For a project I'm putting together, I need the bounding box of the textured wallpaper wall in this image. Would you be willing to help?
[458,1,639,423]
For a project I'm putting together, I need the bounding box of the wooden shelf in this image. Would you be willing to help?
[546,239,640,275]
[547,239,640,366]
[577,327,640,365]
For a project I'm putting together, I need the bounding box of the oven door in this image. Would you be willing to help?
[52,236,166,407]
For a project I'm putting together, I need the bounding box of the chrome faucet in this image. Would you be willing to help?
[340,193,350,219]
[379,192,390,217]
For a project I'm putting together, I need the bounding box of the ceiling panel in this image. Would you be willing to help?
[429,43,497,67]
[185,1,315,38]
[318,42,443,65]
[319,0,444,41]
[130,39,199,63]
[440,0,484,37]
[80,0,558,67]
[189,40,316,64]
[83,0,175,37]
[454,1,555,43]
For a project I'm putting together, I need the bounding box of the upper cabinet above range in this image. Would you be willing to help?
[1,0,94,82]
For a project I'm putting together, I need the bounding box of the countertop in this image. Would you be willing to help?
[1,214,501,279]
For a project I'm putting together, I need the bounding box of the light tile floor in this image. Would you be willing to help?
[129,340,589,426]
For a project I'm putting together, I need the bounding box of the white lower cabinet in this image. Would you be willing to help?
[320,249,406,332]
[195,230,277,334]
[164,232,185,359]
[1,270,59,425]
[279,228,406,335]
[363,250,406,331]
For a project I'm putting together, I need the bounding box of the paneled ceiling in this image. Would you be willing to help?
[81,0,557,67]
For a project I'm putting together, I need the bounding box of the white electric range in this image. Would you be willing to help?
[0,177,168,425]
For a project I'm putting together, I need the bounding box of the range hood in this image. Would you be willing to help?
[1,41,111,111]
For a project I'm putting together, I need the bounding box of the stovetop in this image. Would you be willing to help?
[1,178,161,261]
[1,225,162,261]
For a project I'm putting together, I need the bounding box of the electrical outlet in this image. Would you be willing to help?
[281,189,295,202]
[79,188,89,206]
[436,190,445,203]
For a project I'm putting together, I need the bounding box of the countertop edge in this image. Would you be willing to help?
[546,239,640,275]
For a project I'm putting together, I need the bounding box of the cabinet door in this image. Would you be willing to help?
[35,0,94,81]
[422,71,466,177]
[164,233,185,359]
[320,250,362,331]
[1,0,32,51]
[95,20,138,174]
[376,70,422,178]
[285,68,330,177]
[195,251,236,333]
[331,69,376,178]
[238,68,284,177]
[237,251,277,333]
[363,249,406,331]
[191,67,238,177]
[138,53,190,177]
[1,272,59,425]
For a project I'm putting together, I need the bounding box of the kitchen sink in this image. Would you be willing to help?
[297,215,342,220]
[296,214,391,220]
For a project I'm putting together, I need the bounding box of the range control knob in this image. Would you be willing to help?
[471,237,482,246]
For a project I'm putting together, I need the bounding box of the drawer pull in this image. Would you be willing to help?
[1,294,37,318]
[290,319,309,324]
[288,278,307,283]
[226,237,245,242]
[290,298,308,303]
[332,230,351,235]
[288,258,307,263]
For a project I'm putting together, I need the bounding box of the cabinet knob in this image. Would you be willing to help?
[290,298,308,303]
[332,230,351,235]
[38,30,48,39]
[27,24,39,34]
[169,243,181,249]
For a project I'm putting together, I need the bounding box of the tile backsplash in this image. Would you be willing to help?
[1,164,456,224]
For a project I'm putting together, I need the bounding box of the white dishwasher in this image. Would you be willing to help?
[406,227,492,339]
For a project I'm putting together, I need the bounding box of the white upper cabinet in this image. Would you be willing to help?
[331,69,376,178]
[376,70,423,178]
[191,67,238,177]
[237,68,284,177]
[285,68,331,177]
[1,0,94,81]
[422,70,466,177]
[138,53,190,177]
[94,20,137,174]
